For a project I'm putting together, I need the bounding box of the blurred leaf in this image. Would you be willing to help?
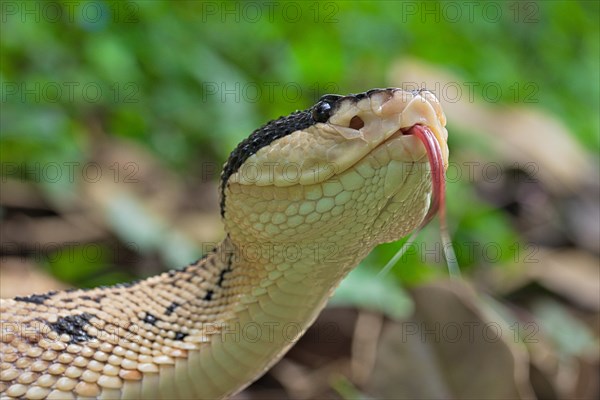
[532,299,599,359]
[367,280,535,399]
[331,265,413,320]
[330,374,369,400]
[45,243,133,288]
[104,193,200,266]
[84,34,140,82]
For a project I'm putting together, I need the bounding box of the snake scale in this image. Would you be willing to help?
[0,88,449,399]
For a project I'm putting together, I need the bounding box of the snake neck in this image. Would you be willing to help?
[197,234,364,331]
[166,234,364,398]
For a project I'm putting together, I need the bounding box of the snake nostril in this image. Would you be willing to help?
[349,115,365,130]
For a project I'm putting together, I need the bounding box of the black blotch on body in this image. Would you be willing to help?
[216,254,233,288]
[217,268,228,287]
[165,302,179,316]
[15,291,57,305]
[174,332,188,341]
[48,312,94,344]
[143,313,158,325]
[216,269,228,287]
[203,290,214,301]
[80,294,105,303]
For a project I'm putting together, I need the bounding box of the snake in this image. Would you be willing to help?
[0,87,449,399]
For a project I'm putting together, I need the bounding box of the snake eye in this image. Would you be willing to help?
[312,101,332,123]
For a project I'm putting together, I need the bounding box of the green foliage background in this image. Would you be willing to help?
[1,0,598,287]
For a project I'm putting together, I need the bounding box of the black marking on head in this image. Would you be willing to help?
[203,290,214,301]
[48,312,94,344]
[220,109,313,216]
[219,94,352,216]
[15,291,57,305]
[165,302,179,316]
[311,94,342,123]
[174,332,188,341]
[143,313,158,325]
[311,101,331,122]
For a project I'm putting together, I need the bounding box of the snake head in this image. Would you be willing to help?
[221,88,448,261]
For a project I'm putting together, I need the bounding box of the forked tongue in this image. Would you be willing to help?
[379,124,460,279]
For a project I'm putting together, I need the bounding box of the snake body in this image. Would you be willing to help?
[0,88,448,399]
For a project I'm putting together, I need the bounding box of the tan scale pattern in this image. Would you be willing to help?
[1,88,448,399]
[1,252,242,399]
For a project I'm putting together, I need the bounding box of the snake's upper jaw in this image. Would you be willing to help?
[325,88,449,173]
[229,88,448,188]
